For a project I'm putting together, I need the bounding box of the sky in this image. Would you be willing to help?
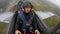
[48,0,60,7]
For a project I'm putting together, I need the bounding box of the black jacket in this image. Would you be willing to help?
[8,10,51,34]
[15,10,38,31]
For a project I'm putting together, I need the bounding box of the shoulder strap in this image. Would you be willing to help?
[18,10,27,22]
[28,11,35,22]
[18,10,35,22]
[18,10,35,26]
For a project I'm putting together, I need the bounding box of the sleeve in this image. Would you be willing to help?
[15,14,22,30]
[33,15,38,30]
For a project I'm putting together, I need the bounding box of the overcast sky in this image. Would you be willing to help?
[48,0,60,7]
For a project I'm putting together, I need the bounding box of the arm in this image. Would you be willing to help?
[15,14,22,34]
[33,15,40,34]
[33,15,38,30]
[15,15,20,30]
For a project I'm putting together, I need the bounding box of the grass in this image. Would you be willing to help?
[0,22,8,34]
[43,16,60,28]
[33,6,58,11]
[33,6,49,11]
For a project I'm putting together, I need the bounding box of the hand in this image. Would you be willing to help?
[15,30,21,34]
[35,30,40,34]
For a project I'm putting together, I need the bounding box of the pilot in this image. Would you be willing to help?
[15,1,40,34]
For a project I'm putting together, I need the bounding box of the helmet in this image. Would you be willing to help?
[22,1,33,9]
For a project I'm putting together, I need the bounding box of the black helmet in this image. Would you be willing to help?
[22,1,33,9]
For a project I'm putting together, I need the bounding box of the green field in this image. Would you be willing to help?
[0,22,8,34]
[43,16,60,28]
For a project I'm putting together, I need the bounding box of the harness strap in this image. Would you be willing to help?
[18,10,35,27]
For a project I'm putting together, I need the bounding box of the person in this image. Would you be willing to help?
[15,1,40,34]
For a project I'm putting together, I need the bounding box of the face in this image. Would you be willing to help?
[24,7,31,13]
